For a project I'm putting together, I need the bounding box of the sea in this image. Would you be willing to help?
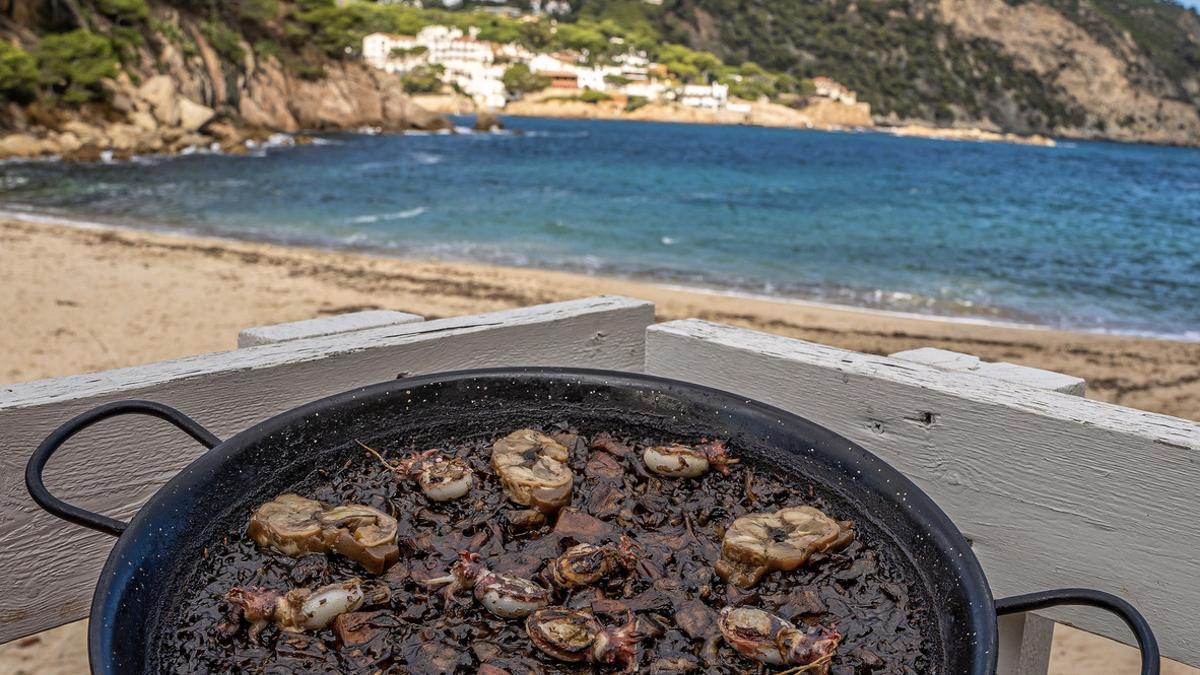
[1,116,1197,338]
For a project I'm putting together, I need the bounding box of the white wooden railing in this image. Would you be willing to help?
[1,296,1197,673]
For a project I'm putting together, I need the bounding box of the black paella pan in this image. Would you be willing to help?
[26,368,1159,673]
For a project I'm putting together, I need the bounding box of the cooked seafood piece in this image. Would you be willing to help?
[525,607,642,672]
[360,442,475,502]
[715,506,853,588]
[248,494,399,574]
[226,579,364,641]
[545,540,638,589]
[718,606,839,672]
[491,428,574,513]
[642,439,736,478]
[425,551,551,618]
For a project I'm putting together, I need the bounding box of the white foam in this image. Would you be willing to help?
[345,206,428,224]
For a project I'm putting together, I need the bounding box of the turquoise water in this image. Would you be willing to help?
[1,117,1198,337]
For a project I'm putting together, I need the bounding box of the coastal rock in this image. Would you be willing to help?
[0,134,46,157]
[139,75,181,127]
[62,121,104,146]
[178,98,215,132]
[53,132,82,153]
[474,111,503,132]
[130,110,158,132]
[106,123,142,151]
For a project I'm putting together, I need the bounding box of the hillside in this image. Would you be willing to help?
[617,0,1200,144]
[0,0,1196,153]
[0,0,451,159]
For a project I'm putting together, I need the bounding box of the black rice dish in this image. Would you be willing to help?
[158,424,938,674]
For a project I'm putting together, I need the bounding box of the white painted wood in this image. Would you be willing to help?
[997,612,1055,675]
[646,319,1200,667]
[891,346,982,371]
[237,309,425,347]
[890,347,1086,396]
[0,296,653,644]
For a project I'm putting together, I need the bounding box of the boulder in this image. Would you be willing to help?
[63,144,104,162]
[474,110,503,132]
[177,98,215,132]
[130,110,157,132]
[54,132,82,153]
[0,133,46,157]
[106,123,142,151]
[138,75,180,127]
[62,120,104,146]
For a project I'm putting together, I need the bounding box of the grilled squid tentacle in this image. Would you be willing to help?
[424,551,550,618]
[718,606,839,672]
[714,506,854,588]
[360,441,475,503]
[545,539,639,589]
[226,579,364,641]
[525,607,643,672]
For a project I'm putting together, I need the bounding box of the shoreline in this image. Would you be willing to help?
[2,206,1192,344]
[2,214,1198,421]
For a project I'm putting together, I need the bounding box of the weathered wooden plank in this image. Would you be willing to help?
[0,296,653,643]
[997,612,1055,675]
[237,309,425,347]
[890,347,1086,396]
[645,319,1200,667]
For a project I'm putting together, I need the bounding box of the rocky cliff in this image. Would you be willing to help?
[0,1,449,160]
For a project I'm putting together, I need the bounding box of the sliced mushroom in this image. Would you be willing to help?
[491,429,574,513]
[545,540,638,589]
[714,506,853,588]
[718,606,839,671]
[643,439,736,478]
[226,579,364,641]
[526,607,642,672]
[248,494,399,574]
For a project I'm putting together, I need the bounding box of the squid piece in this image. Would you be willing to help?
[226,579,364,642]
[359,441,475,502]
[525,607,642,672]
[718,606,839,672]
[248,493,399,574]
[491,428,574,513]
[424,551,551,618]
[642,439,736,478]
[545,540,638,589]
[714,506,853,588]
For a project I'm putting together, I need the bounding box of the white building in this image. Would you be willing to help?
[363,27,508,109]
[679,82,729,109]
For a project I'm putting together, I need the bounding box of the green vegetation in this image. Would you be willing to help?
[578,88,611,103]
[201,19,246,62]
[649,0,1089,128]
[502,63,550,94]
[97,0,149,23]
[624,94,648,112]
[237,0,280,24]
[36,31,118,105]
[0,42,38,102]
[401,63,444,94]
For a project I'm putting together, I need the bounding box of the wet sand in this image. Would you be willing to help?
[0,216,1196,673]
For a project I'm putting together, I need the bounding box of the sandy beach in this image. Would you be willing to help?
[0,216,1196,673]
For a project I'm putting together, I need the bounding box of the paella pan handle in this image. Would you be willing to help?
[25,400,222,537]
[995,588,1159,675]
